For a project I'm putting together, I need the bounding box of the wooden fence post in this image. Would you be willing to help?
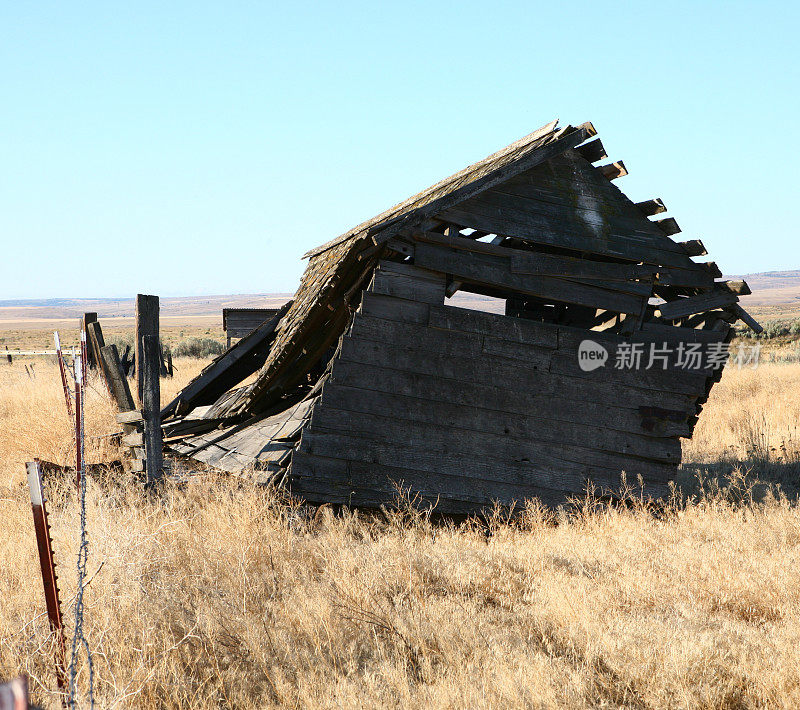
[99,345,135,413]
[134,295,159,405]
[81,313,98,369]
[87,321,107,389]
[142,335,163,484]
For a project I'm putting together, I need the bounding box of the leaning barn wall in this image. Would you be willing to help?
[288,263,724,514]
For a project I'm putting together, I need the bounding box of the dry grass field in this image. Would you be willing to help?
[1,349,800,707]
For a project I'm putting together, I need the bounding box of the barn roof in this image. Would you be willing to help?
[210,120,604,417]
[162,118,757,432]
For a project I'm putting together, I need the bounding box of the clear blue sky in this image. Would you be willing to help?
[1,1,797,299]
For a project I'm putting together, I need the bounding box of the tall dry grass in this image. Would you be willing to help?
[0,358,799,708]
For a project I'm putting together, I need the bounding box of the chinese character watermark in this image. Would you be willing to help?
[577,340,761,371]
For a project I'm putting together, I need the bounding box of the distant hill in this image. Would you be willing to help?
[3,270,800,323]
[731,271,800,306]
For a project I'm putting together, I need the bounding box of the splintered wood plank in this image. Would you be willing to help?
[715,280,751,295]
[656,292,739,320]
[414,242,646,314]
[99,344,136,413]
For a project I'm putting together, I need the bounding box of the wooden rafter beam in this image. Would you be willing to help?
[598,161,628,180]
[635,198,667,216]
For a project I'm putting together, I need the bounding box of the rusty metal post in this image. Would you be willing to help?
[26,461,68,699]
[54,332,74,420]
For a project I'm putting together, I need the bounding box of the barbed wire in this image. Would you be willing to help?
[68,347,94,708]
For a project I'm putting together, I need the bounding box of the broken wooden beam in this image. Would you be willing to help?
[575,138,607,163]
[634,198,667,216]
[99,345,136,413]
[715,280,751,296]
[733,304,763,334]
[677,239,707,257]
[161,300,293,420]
[598,161,627,180]
[655,292,739,320]
[653,217,681,236]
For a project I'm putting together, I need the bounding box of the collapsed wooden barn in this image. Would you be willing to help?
[162,119,758,514]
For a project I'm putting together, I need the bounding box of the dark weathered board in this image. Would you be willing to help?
[414,243,647,314]
[223,308,281,339]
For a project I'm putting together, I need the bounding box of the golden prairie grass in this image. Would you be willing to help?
[0,358,799,708]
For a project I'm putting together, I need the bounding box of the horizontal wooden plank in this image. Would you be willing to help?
[653,217,681,236]
[359,291,431,324]
[369,269,445,304]
[288,453,570,512]
[427,303,558,348]
[656,292,739,320]
[122,432,144,447]
[639,321,729,344]
[328,358,690,438]
[414,242,646,314]
[306,402,681,479]
[436,204,702,272]
[338,335,695,410]
[317,382,682,462]
[116,410,143,424]
[305,402,680,484]
[509,251,654,282]
[349,314,495,360]
[296,433,670,506]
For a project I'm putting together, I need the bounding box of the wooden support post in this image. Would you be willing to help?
[87,321,107,389]
[81,313,98,369]
[99,345,136,413]
[141,335,163,484]
[5,346,11,364]
[135,295,159,405]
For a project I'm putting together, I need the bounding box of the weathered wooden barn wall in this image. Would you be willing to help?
[161,119,760,513]
[288,263,725,514]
